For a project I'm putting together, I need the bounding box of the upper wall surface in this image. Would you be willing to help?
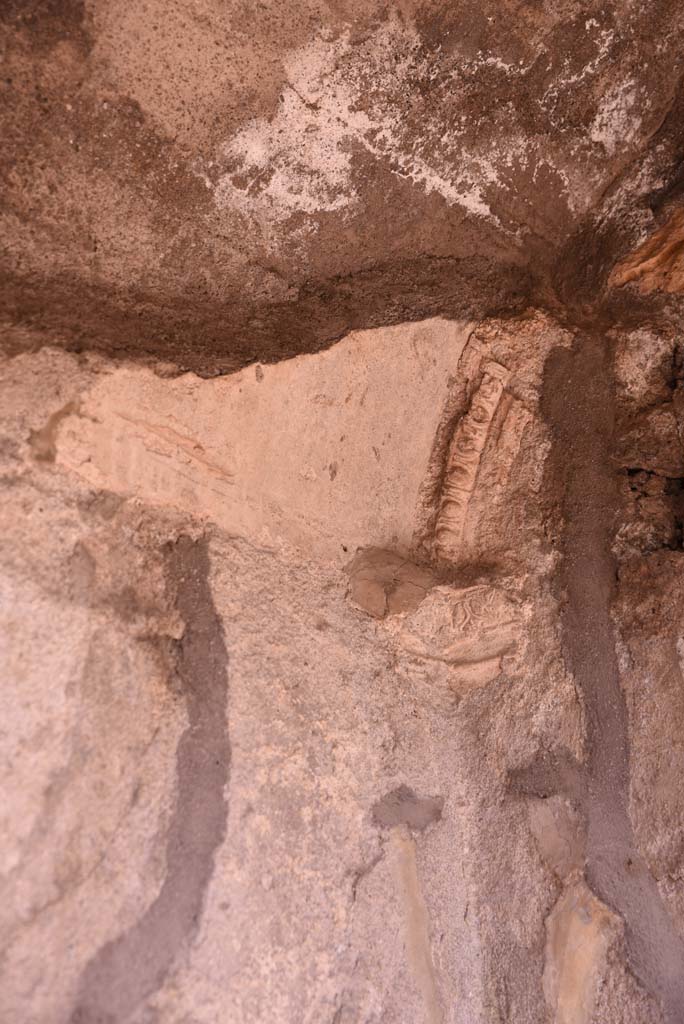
[3,0,684,369]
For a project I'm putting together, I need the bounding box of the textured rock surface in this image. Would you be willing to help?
[6,313,672,1024]
[3,1,684,369]
[5,3,684,1023]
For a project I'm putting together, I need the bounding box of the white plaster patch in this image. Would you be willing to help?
[213,17,511,228]
[590,80,639,157]
[216,36,370,220]
[206,11,638,238]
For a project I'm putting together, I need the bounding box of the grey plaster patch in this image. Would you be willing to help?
[372,785,444,832]
[69,536,230,1024]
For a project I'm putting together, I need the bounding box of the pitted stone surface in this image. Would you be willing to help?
[3,2,684,368]
[5,11,684,1009]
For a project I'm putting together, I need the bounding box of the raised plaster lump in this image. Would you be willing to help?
[434,360,510,562]
[392,584,522,685]
[346,548,436,619]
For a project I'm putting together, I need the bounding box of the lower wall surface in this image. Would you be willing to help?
[2,317,683,1023]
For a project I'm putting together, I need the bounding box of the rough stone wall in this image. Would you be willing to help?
[4,313,684,1023]
[3,0,684,368]
[5,3,684,1023]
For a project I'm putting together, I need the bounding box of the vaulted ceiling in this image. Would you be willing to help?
[2,1,684,371]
